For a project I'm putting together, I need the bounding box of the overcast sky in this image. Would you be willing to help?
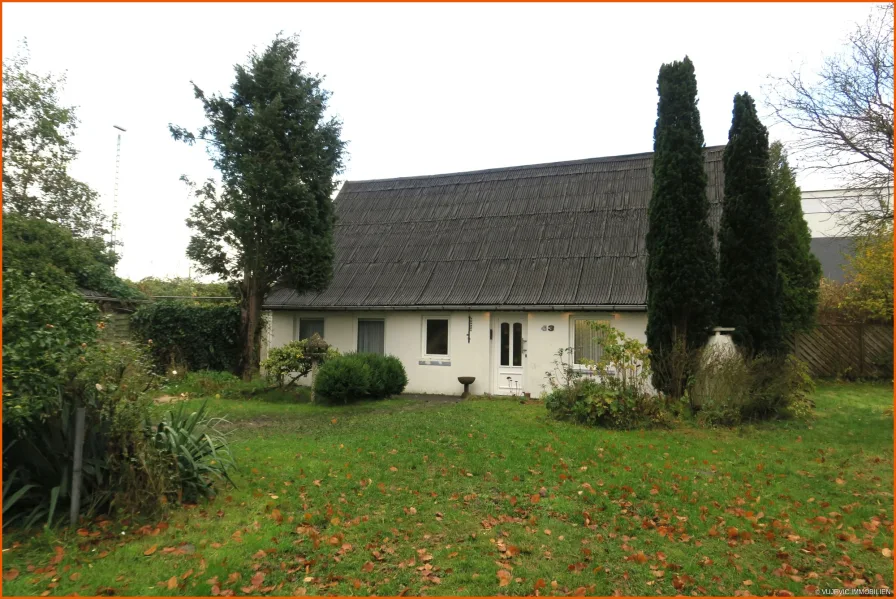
[3,2,882,281]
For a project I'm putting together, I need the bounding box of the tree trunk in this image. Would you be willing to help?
[241,284,263,381]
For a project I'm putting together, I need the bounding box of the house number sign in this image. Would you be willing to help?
[540,325,554,331]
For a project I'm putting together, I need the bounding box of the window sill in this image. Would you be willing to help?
[419,358,451,366]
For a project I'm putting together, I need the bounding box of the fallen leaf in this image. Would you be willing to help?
[497,569,512,587]
[167,576,178,590]
[882,548,892,558]
[144,545,158,556]
[69,572,81,582]
[3,569,19,581]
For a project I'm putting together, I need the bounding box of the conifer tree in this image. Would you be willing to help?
[718,93,784,355]
[646,57,718,394]
[769,141,821,337]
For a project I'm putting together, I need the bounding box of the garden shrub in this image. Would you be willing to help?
[312,353,408,404]
[2,270,101,426]
[544,324,666,430]
[148,400,235,503]
[261,337,340,389]
[130,301,241,374]
[380,355,409,396]
[3,340,235,529]
[313,354,371,403]
[690,350,815,426]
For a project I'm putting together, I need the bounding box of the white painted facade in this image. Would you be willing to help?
[801,187,894,237]
[263,309,648,397]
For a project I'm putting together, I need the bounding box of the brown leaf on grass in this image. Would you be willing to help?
[226,573,241,584]
[362,562,374,573]
[251,572,265,587]
[534,578,546,591]
[3,569,20,581]
[51,546,64,565]
[143,545,158,556]
[253,550,266,559]
[181,569,194,581]
[882,548,892,558]
[271,509,283,524]
[530,494,541,504]
[167,576,178,590]
[507,545,521,557]
[497,569,512,587]
[625,551,648,564]
[69,572,81,582]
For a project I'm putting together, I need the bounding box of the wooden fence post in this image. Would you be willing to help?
[858,323,865,377]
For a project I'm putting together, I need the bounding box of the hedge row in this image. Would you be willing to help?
[130,301,241,373]
[313,353,407,403]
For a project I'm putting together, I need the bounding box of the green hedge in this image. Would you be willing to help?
[130,301,241,374]
[313,353,407,403]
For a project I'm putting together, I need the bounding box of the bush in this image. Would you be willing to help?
[147,400,235,503]
[691,351,815,426]
[3,341,236,529]
[3,341,160,527]
[261,337,340,389]
[313,354,371,404]
[544,325,666,430]
[311,352,407,403]
[131,301,241,374]
[380,355,409,396]
[2,270,101,426]
[691,350,752,426]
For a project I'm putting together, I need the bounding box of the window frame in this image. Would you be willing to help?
[570,317,610,367]
[421,315,450,358]
[294,316,326,341]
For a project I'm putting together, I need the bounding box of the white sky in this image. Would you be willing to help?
[3,2,882,281]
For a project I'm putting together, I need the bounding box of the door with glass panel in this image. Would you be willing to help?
[494,314,526,395]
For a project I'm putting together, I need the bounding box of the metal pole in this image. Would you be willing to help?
[70,407,87,528]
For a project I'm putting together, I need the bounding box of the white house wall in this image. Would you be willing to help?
[263,309,648,396]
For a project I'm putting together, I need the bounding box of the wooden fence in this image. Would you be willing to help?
[789,324,893,379]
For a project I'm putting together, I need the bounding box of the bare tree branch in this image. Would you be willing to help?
[764,4,894,236]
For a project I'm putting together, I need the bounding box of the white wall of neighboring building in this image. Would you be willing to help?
[263,309,648,397]
[802,187,894,238]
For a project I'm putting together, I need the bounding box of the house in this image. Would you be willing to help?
[262,146,726,396]
[809,237,855,283]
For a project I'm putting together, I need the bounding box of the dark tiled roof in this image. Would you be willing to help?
[810,237,856,283]
[265,146,726,309]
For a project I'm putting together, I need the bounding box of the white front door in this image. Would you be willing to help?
[495,314,526,395]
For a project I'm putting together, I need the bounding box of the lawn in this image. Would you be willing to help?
[2,382,893,596]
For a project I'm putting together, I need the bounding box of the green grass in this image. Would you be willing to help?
[2,382,893,596]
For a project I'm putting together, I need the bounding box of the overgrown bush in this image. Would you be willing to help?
[3,340,235,529]
[2,270,101,426]
[261,337,340,389]
[544,324,666,430]
[131,301,241,374]
[691,350,815,426]
[312,353,407,403]
[313,354,371,403]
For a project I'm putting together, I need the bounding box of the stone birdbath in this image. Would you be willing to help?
[458,376,475,399]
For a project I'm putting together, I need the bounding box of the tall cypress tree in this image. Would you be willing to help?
[769,141,822,337]
[718,93,783,355]
[646,57,718,394]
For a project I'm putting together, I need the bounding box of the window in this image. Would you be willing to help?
[573,319,609,365]
[296,317,325,341]
[513,322,522,367]
[424,318,449,356]
[357,319,385,355]
[499,321,524,367]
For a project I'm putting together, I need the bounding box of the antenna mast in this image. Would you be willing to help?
[111,125,126,264]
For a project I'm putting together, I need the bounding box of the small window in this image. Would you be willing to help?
[425,318,449,356]
[574,319,609,365]
[512,322,522,367]
[297,318,325,341]
[357,319,385,355]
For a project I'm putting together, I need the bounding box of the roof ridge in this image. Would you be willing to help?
[345,145,727,185]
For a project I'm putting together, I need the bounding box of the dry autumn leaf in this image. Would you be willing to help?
[3,569,19,581]
[497,569,512,587]
[144,545,158,556]
[167,576,178,590]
